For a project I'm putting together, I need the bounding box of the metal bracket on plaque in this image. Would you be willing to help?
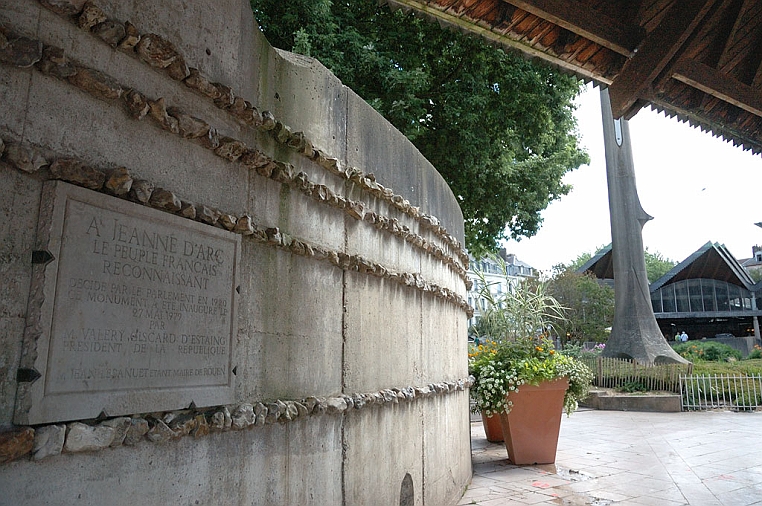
[614,118,623,146]
[17,368,42,383]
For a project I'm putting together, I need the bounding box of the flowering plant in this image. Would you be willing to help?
[468,254,593,416]
[469,336,593,416]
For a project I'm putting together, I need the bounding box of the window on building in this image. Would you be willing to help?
[651,291,662,313]
[728,284,743,311]
[702,279,716,312]
[675,282,689,312]
[688,279,703,312]
[661,284,676,312]
[716,282,729,311]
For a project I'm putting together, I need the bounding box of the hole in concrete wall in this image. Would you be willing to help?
[399,473,414,506]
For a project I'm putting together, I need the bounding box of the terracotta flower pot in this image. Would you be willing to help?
[480,412,504,443]
[498,377,569,465]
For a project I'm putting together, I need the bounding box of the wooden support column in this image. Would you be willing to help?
[599,88,688,365]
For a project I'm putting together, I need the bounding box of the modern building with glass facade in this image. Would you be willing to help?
[580,242,762,342]
[649,242,761,340]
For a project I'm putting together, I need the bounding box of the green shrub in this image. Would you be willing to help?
[673,341,742,362]
[617,381,648,393]
[692,359,762,375]
[748,345,762,360]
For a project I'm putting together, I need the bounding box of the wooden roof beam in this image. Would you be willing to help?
[501,0,644,56]
[607,0,717,119]
[384,0,612,83]
[753,57,762,90]
[672,59,762,118]
[717,0,762,74]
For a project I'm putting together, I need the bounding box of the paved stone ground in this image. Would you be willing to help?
[459,409,762,505]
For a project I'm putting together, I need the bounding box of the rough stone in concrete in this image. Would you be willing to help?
[232,403,255,429]
[167,107,210,139]
[93,20,125,48]
[148,187,181,211]
[129,179,154,203]
[123,418,149,446]
[192,414,209,437]
[273,122,292,144]
[196,204,220,225]
[184,68,220,99]
[68,67,123,101]
[64,423,115,453]
[179,201,196,219]
[4,143,48,173]
[77,2,107,31]
[104,166,132,195]
[259,110,276,130]
[0,427,34,464]
[242,148,273,173]
[136,33,179,68]
[148,97,179,133]
[122,89,150,119]
[212,83,234,109]
[254,402,267,426]
[233,215,255,235]
[32,425,66,461]
[325,397,348,414]
[167,412,198,437]
[39,0,87,16]
[294,401,309,418]
[49,158,105,189]
[217,213,238,231]
[117,21,141,52]
[0,34,42,68]
[230,98,260,125]
[210,407,231,431]
[145,420,174,443]
[214,137,246,162]
[194,125,220,150]
[102,417,131,446]
[36,46,77,79]
[166,55,190,81]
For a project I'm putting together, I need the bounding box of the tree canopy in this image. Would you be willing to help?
[547,270,614,344]
[643,248,676,283]
[250,0,589,254]
[548,247,676,342]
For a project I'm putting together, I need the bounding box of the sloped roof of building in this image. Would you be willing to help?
[576,244,613,279]
[649,241,755,291]
[385,0,762,155]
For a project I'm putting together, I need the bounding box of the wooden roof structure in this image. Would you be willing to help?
[650,241,756,291]
[385,0,762,155]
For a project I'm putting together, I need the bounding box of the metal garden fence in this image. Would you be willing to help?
[680,374,762,411]
[579,356,692,393]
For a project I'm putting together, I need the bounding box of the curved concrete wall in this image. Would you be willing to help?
[0,0,471,504]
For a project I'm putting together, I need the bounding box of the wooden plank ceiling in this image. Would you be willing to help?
[384,0,762,154]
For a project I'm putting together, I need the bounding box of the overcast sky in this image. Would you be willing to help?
[502,84,762,275]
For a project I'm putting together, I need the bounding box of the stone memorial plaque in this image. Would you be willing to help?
[15,182,240,424]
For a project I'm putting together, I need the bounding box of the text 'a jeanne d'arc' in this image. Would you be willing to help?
[85,215,226,265]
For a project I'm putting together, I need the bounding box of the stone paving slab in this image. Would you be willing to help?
[459,409,762,506]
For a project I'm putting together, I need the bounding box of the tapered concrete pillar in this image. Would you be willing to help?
[599,89,688,365]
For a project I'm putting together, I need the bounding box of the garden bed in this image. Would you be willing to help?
[580,388,682,412]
